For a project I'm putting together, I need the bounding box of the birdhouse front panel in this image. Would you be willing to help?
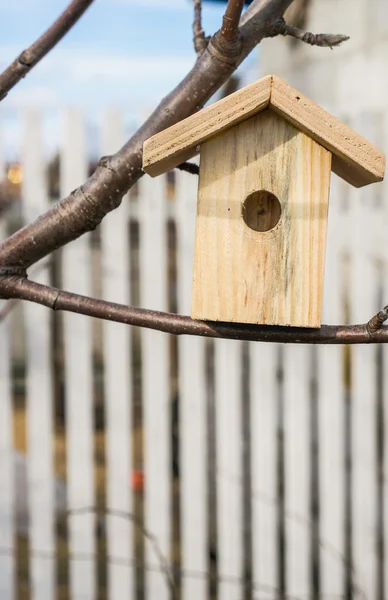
[191,110,332,328]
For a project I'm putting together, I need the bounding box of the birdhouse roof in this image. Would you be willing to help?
[143,75,385,188]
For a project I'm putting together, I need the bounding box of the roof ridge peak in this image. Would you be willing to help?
[143,75,385,188]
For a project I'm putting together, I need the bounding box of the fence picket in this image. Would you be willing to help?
[215,338,243,600]
[351,192,378,598]
[0,142,14,599]
[283,345,311,598]
[22,111,55,600]
[61,110,95,599]
[350,114,380,600]
[350,254,378,600]
[250,343,279,598]
[100,111,133,599]
[175,169,207,600]
[0,303,14,600]
[318,174,346,597]
[139,173,171,600]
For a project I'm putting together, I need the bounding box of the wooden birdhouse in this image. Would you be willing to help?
[143,75,385,328]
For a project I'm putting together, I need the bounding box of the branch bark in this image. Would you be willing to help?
[275,18,349,47]
[220,0,245,42]
[0,276,387,345]
[0,0,95,102]
[193,0,208,56]
[0,0,297,270]
[367,305,388,333]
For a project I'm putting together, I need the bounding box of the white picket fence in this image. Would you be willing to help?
[0,108,388,600]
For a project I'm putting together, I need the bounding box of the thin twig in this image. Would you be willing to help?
[220,0,245,42]
[0,0,95,101]
[275,18,349,48]
[367,305,388,333]
[1,275,388,344]
[68,507,175,596]
[193,0,209,56]
[219,468,366,599]
[0,542,305,599]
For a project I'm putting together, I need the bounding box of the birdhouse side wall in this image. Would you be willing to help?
[191,110,332,328]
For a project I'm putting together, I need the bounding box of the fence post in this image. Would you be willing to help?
[61,109,95,599]
[101,110,133,600]
[22,110,56,600]
[176,169,208,600]
[0,140,15,599]
[318,171,346,597]
[139,173,171,600]
[215,337,243,600]
[283,344,311,598]
[349,113,382,600]
[250,342,279,596]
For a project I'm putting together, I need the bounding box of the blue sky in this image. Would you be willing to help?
[0,0,258,157]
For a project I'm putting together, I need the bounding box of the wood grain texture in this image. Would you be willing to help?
[191,110,332,328]
[143,75,385,188]
[271,76,385,188]
[142,75,272,177]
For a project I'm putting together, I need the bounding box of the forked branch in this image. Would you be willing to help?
[0,0,95,101]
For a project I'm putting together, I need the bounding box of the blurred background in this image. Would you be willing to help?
[0,1,388,599]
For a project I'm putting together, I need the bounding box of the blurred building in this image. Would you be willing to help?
[260,0,388,119]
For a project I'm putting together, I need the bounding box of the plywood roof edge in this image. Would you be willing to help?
[143,75,272,177]
[269,75,386,187]
[143,74,386,187]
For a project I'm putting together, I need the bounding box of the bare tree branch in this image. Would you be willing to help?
[275,18,350,48]
[0,0,95,102]
[0,0,304,271]
[193,0,208,56]
[0,275,387,345]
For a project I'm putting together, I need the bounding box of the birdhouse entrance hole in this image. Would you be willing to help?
[242,190,281,232]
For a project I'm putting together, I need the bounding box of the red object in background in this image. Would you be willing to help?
[131,470,145,492]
